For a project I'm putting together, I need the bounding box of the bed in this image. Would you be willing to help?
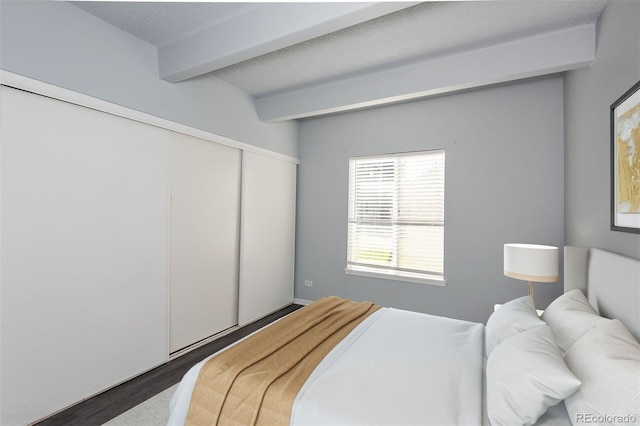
[168,246,639,425]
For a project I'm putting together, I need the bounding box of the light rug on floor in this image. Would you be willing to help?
[103,384,177,426]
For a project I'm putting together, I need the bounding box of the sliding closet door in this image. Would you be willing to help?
[239,152,296,326]
[0,86,170,426]
[170,133,241,353]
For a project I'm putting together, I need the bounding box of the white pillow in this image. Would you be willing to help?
[563,319,640,424]
[541,289,609,352]
[485,296,545,356]
[486,325,581,426]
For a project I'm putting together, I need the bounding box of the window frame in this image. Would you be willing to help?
[345,149,446,286]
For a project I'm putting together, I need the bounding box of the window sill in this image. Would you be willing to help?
[345,267,445,287]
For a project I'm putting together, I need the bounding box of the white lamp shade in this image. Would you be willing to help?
[504,243,559,283]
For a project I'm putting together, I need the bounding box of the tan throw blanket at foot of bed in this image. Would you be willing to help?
[185,296,381,426]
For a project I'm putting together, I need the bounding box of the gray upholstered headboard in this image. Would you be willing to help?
[564,246,640,341]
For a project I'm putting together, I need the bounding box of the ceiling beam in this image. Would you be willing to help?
[256,23,596,122]
[159,2,417,83]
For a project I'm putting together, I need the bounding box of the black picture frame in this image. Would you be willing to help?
[611,80,640,234]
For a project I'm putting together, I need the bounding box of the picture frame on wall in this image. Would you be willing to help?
[611,80,640,233]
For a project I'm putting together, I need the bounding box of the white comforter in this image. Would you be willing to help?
[168,307,485,425]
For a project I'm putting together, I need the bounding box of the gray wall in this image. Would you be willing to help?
[295,77,565,323]
[564,0,640,259]
[0,1,298,158]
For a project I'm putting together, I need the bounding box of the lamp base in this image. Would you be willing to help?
[528,281,535,303]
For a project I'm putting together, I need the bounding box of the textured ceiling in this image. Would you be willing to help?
[73,2,257,47]
[212,1,606,97]
[70,1,607,112]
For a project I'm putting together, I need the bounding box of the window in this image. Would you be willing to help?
[346,150,445,285]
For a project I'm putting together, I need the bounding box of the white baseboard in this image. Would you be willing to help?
[293,298,313,306]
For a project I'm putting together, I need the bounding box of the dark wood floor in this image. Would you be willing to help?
[36,304,303,426]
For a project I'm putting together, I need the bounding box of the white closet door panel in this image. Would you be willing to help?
[170,133,240,353]
[0,87,170,426]
[239,152,296,326]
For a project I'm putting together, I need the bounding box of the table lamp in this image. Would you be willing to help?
[504,243,559,303]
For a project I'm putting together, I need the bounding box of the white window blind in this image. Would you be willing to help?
[347,150,445,284]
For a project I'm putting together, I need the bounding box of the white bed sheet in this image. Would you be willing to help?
[168,307,485,425]
[291,308,485,425]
